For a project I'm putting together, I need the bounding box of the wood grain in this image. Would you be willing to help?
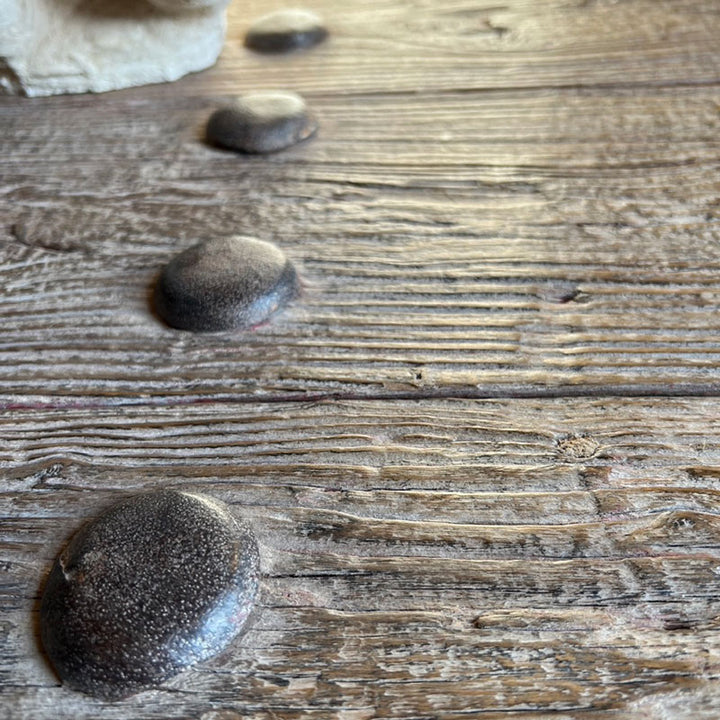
[1,0,720,401]
[3,398,720,718]
[3,0,720,717]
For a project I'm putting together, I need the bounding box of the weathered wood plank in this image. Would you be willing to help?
[220,0,720,95]
[3,1,720,717]
[3,398,720,718]
[1,0,720,400]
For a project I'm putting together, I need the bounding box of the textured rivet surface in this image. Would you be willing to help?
[153,236,298,332]
[245,9,328,53]
[40,490,259,700]
[206,91,317,154]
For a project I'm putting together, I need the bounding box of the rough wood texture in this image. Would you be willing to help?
[4,398,720,718]
[1,0,720,401]
[2,0,720,718]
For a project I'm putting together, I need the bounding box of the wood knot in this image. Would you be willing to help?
[538,281,581,304]
[10,217,86,255]
[663,618,695,632]
[669,513,696,533]
[555,434,600,462]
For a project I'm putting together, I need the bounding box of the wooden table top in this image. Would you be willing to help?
[2,1,720,717]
